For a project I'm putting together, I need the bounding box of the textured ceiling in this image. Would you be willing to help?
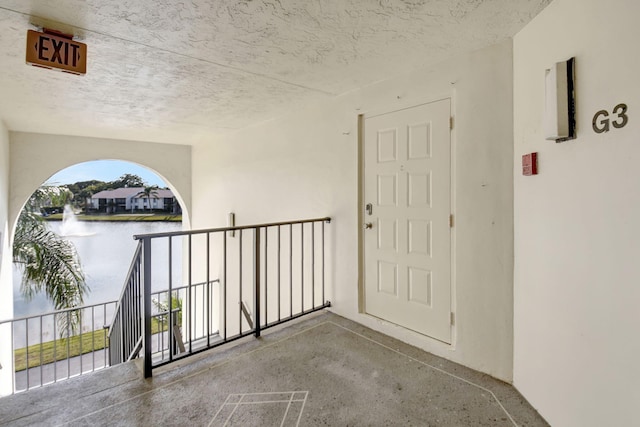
[0,0,551,145]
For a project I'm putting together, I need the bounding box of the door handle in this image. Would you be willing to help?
[364,222,373,229]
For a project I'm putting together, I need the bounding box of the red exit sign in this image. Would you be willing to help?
[26,30,87,75]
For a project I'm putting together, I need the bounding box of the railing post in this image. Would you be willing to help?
[142,237,153,378]
[254,227,261,338]
[118,307,124,364]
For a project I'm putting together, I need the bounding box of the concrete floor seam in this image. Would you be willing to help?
[56,320,333,426]
[327,321,519,427]
[207,391,309,427]
[208,393,236,426]
[54,317,521,426]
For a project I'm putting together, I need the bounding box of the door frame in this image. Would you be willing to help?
[357,96,457,344]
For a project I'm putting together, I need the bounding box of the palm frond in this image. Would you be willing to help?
[13,211,88,334]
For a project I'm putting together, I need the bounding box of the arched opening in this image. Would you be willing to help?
[0,131,191,397]
[7,159,186,393]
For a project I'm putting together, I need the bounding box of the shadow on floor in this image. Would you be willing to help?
[0,311,548,426]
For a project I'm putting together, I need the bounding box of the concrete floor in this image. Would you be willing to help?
[0,311,548,426]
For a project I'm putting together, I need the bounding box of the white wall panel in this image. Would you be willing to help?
[0,120,13,395]
[514,0,640,425]
[192,41,515,381]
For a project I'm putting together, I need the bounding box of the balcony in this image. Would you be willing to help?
[0,217,547,425]
[3,218,332,394]
[0,310,547,426]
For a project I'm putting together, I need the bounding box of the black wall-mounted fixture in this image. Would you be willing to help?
[544,57,576,143]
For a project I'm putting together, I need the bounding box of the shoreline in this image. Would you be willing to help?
[44,214,182,222]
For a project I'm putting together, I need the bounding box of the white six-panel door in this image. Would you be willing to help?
[364,99,452,343]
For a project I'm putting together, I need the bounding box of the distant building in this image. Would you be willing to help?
[88,188,180,214]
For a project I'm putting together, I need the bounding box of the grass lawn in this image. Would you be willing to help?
[14,329,108,372]
[14,318,176,371]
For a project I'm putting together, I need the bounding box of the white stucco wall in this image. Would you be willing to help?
[513,0,640,425]
[0,120,14,395]
[8,132,192,230]
[193,41,514,381]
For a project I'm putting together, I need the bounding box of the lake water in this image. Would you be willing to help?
[13,220,182,318]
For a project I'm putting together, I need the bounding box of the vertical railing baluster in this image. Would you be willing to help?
[66,311,70,378]
[301,223,304,313]
[159,296,162,357]
[91,306,95,371]
[121,283,125,363]
[25,318,29,389]
[168,236,173,361]
[277,225,281,322]
[132,266,136,356]
[53,314,57,382]
[239,229,243,334]
[122,292,127,363]
[322,220,326,304]
[118,300,123,364]
[128,273,132,359]
[10,322,14,393]
[198,285,205,341]
[188,234,192,354]
[103,304,107,366]
[40,315,43,387]
[312,222,315,309]
[127,284,131,361]
[79,308,83,375]
[124,283,128,361]
[136,272,140,355]
[207,232,211,347]
[123,280,128,361]
[142,237,152,378]
[289,224,293,318]
[159,293,163,355]
[223,231,227,340]
[264,226,268,325]
[254,227,261,338]
[201,282,205,340]
[132,282,136,357]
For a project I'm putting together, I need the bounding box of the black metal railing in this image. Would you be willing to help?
[0,300,117,393]
[108,242,144,366]
[108,217,331,377]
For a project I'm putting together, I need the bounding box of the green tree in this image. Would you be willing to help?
[31,186,73,210]
[110,174,145,189]
[67,180,103,209]
[13,197,88,334]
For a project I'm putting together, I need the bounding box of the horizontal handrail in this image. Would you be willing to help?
[3,300,117,393]
[107,216,332,377]
[151,279,220,297]
[5,216,332,395]
[132,217,331,240]
[0,300,117,325]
